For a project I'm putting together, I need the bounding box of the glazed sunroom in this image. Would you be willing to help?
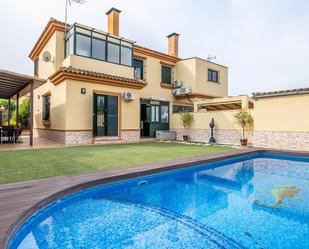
[64,23,134,68]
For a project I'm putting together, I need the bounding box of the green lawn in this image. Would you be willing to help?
[0,142,233,184]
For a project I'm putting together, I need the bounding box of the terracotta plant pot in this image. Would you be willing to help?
[183,135,189,141]
[240,138,248,146]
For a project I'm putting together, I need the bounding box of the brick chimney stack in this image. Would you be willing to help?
[106,8,121,36]
[167,33,180,57]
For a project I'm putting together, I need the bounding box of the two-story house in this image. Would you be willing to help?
[30,7,228,144]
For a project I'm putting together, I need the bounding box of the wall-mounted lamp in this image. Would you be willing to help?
[81,88,86,94]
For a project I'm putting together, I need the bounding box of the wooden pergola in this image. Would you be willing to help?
[0,69,46,146]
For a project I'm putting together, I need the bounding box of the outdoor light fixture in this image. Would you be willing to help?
[209,118,216,144]
[81,88,86,94]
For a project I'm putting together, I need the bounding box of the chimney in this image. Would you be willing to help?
[167,33,180,57]
[106,7,121,36]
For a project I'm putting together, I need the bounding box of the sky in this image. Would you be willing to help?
[0,0,308,96]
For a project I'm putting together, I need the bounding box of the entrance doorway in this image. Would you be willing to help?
[140,99,169,137]
[140,103,150,137]
[93,94,118,137]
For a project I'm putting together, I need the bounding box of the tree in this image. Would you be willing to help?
[234,110,254,139]
[180,110,194,136]
[0,99,16,112]
[18,98,30,129]
[0,99,16,124]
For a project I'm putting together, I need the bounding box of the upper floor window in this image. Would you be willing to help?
[133,58,144,80]
[92,38,106,60]
[76,34,91,57]
[42,95,50,121]
[208,69,219,83]
[162,65,172,84]
[65,24,133,67]
[34,59,39,77]
[107,42,120,64]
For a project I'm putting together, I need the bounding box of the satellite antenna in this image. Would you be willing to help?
[43,51,52,62]
[64,0,86,36]
[207,55,217,61]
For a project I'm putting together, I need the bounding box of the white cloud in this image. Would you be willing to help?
[0,0,308,95]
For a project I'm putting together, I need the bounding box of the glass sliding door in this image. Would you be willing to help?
[93,94,119,137]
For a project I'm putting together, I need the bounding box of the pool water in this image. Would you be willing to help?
[9,153,309,249]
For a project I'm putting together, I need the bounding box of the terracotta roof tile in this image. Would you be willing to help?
[50,66,147,87]
[133,44,178,62]
[252,87,309,99]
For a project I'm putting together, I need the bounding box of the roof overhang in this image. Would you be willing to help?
[133,45,178,64]
[197,96,254,111]
[49,67,147,89]
[29,18,67,60]
[0,69,46,99]
[174,93,218,100]
[252,87,309,99]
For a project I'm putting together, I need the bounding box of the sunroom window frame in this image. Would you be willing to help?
[64,24,133,67]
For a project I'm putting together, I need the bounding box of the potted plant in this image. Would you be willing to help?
[180,110,194,141]
[234,110,254,146]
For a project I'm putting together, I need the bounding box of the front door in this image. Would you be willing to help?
[93,94,118,136]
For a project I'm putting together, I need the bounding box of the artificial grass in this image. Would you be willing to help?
[0,142,233,184]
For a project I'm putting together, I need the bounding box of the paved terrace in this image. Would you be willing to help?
[0,148,259,248]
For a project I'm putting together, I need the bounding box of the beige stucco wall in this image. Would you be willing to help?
[37,31,64,80]
[33,81,66,130]
[170,111,240,130]
[62,55,134,79]
[65,80,140,131]
[176,58,228,97]
[253,94,309,132]
[136,55,176,102]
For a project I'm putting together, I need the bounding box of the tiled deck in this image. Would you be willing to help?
[0,136,67,151]
[0,148,259,248]
[0,136,156,151]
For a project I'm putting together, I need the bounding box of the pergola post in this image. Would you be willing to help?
[16,93,19,128]
[30,81,34,146]
[8,98,11,126]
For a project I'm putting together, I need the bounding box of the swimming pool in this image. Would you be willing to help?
[8,152,309,249]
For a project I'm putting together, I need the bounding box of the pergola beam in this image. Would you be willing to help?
[30,82,34,146]
[0,69,46,147]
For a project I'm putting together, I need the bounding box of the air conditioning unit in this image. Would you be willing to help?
[173,80,183,88]
[172,88,182,96]
[180,86,192,95]
[123,91,135,101]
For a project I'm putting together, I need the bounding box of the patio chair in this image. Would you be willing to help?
[15,128,23,142]
[1,128,9,143]
[6,127,15,143]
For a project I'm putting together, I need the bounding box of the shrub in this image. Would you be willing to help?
[234,110,254,139]
[18,98,30,129]
[180,111,194,135]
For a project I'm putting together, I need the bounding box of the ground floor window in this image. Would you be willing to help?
[42,95,50,121]
[172,104,194,113]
